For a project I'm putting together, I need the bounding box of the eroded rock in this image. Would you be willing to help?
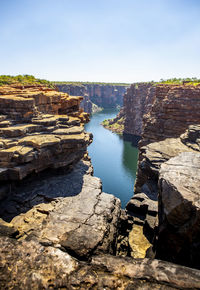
[156,152,200,269]
[1,235,200,289]
[1,160,121,259]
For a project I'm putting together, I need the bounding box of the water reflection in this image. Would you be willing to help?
[122,141,138,179]
[85,109,138,208]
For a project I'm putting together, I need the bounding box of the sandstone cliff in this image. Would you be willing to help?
[142,84,200,145]
[127,84,200,270]
[56,83,129,113]
[123,83,155,137]
[102,83,155,144]
[0,83,122,274]
[1,83,200,288]
[0,84,90,198]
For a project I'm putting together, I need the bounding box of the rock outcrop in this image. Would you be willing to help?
[0,83,122,258]
[129,83,200,268]
[55,83,95,114]
[142,84,200,145]
[102,83,155,144]
[135,84,200,196]
[156,151,200,269]
[56,83,129,112]
[1,236,200,289]
[123,83,155,137]
[0,158,121,259]
[0,84,90,197]
[2,82,200,287]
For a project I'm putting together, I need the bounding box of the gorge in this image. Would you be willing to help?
[0,77,200,289]
[85,109,138,208]
[56,82,129,114]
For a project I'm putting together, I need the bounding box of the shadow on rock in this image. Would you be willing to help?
[0,160,89,222]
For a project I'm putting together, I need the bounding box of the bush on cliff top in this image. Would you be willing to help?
[0,75,55,88]
[158,77,200,85]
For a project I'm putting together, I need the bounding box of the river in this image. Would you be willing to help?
[85,109,138,208]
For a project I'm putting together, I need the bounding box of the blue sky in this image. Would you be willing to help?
[0,0,200,82]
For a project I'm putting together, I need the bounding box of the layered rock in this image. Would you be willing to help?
[129,83,200,268]
[55,83,95,114]
[102,83,155,145]
[135,84,200,196]
[123,83,155,137]
[142,84,200,145]
[85,83,128,108]
[0,84,90,195]
[56,83,129,112]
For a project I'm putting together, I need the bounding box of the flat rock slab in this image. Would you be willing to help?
[1,160,121,259]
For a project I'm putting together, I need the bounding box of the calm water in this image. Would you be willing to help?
[85,109,138,208]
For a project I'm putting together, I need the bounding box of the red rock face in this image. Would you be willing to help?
[142,84,200,145]
[123,83,155,137]
[131,84,200,269]
[135,84,200,194]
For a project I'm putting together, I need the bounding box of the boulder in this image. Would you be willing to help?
[156,152,200,269]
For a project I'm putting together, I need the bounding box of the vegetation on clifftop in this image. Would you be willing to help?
[158,77,200,86]
[0,75,55,88]
[54,81,131,86]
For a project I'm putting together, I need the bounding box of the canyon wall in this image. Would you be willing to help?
[56,83,129,113]
[123,83,155,137]
[0,83,122,273]
[102,83,155,145]
[1,83,200,287]
[0,84,90,192]
[127,84,200,269]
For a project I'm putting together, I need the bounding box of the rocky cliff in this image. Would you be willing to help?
[123,83,155,137]
[102,83,155,144]
[0,84,90,198]
[56,83,129,113]
[1,83,200,288]
[127,84,200,270]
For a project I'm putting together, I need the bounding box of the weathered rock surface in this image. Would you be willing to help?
[156,152,200,269]
[129,124,200,263]
[130,84,200,267]
[55,83,95,114]
[0,159,121,259]
[180,124,200,151]
[1,237,200,290]
[0,84,91,194]
[103,83,155,145]
[142,84,200,145]
[134,137,194,196]
[124,83,155,137]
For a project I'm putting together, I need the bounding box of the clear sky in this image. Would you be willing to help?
[0,0,200,83]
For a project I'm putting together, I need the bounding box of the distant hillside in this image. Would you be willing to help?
[53,81,131,86]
